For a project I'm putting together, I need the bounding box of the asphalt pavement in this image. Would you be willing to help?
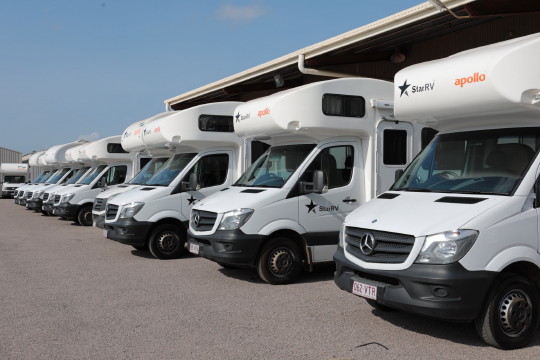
[1,198,539,359]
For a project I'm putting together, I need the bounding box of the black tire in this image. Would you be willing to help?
[148,224,185,260]
[256,237,303,285]
[474,274,540,349]
[76,205,93,226]
[365,299,395,312]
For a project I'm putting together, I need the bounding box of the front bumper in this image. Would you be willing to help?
[53,203,79,219]
[105,218,153,247]
[2,189,16,198]
[42,202,55,212]
[187,229,265,267]
[333,247,497,321]
[92,212,105,229]
[26,199,43,211]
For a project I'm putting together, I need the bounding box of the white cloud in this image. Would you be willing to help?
[215,2,268,24]
[78,132,101,141]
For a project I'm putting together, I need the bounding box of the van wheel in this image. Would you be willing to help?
[257,237,303,285]
[474,274,540,349]
[148,224,185,260]
[76,205,93,226]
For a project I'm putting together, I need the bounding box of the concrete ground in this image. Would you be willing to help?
[0,198,539,360]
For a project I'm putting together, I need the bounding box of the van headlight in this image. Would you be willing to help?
[120,202,144,219]
[61,193,75,204]
[415,229,478,264]
[218,209,254,230]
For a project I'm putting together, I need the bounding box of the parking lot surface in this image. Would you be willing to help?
[1,198,539,359]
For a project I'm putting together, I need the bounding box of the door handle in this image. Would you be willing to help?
[342,198,357,203]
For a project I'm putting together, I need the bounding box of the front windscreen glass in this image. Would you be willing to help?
[392,127,540,195]
[66,167,91,184]
[235,144,316,188]
[38,171,54,183]
[145,153,197,186]
[47,168,71,183]
[129,157,169,185]
[32,171,48,183]
[79,165,107,185]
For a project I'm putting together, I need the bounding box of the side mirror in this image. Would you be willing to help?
[299,170,328,195]
[181,173,200,191]
[96,176,107,188]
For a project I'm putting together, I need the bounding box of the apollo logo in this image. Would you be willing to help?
[454,72,486,87]
[258,108,270,118]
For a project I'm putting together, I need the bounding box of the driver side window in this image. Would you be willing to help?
[300,145,354,189]
[182,154,229,188]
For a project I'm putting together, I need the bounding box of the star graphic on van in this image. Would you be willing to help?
[306,200,317,214]
[235,112,241,122]
[398,80,411,97]
[187,196,197,205]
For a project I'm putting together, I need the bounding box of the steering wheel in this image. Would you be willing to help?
[438,170,459,179]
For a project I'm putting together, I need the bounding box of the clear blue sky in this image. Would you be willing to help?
[1,0,424,155]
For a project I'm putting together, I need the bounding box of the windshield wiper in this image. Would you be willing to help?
[397,188,433,192]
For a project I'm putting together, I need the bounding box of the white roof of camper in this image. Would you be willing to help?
[233,78,393,142]
[140,102,243,151]
[65,143,91,164]
[28,151,46,167]
[395,32,540,130]
[121,111,173,153]
[0,163,28,174]
[79,135,132,164]
[42,140,87,165]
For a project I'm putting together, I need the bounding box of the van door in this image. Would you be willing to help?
[376,121,414,195]
[178,151,233,221]
[297,142,362,262]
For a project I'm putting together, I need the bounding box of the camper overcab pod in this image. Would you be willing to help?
[41,143,93,215]
[1,164,28,198]
[104,102,256,260]
[92,113,173,229]
[25,140,86,212]
[17,151,53,206]
[14,151,45,204]
[187,78,433,284]
[52,135,144,226]
[334,33,540,350]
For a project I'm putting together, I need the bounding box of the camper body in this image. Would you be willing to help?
[92,113,173,229]
[103,102,259,259]
[51,135,145,226]
[334,33,540,349]
[187,78,431,284]
[1,163,28,198]
[25,141,86,211]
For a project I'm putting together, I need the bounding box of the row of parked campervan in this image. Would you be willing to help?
[9,33,540,350]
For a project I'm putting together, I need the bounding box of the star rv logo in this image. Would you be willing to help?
[398,79,435,97]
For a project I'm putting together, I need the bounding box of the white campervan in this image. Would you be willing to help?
[334,33,540,349]
[92,113,173,229]
[103,102,266,259]
[16,151,54,206]
[1,163,28,198]
[187,78,434,284]
[52,135,146,226]
[41,143,93,215]
[25,140,86,212]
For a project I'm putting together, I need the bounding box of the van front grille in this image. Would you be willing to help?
[345,227,415,264]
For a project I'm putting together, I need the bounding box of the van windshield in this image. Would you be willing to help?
[38,171,54,183]
[129,157,169,185]
[4,176,26,183]
[47,168,71,183]
[79,165,107,185]
[145,153,196,187]
[392,127,540,195]
[235,144,316,188]
[66,167,90,184]
[32,171,48,183]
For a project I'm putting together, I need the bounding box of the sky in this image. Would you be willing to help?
[1,0,425,155]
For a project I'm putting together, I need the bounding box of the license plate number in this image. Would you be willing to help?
[352,280,377,300]
[189,243,200,255]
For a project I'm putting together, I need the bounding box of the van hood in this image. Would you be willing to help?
[107,185,172,206]
[96,184,140,200]
[344,192,513,237]
[194,186,285,213]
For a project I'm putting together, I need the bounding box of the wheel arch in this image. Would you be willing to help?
[147,217,187,244]
[261,229,312,270]
[501,261,540,292]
